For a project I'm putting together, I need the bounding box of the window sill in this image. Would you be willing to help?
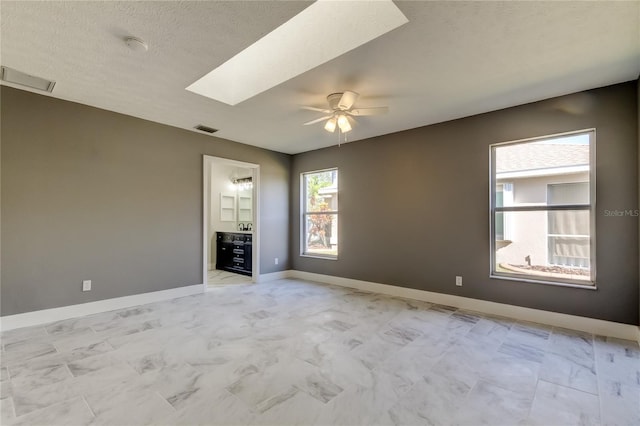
[490,273,597,290]
[301,254,338,261]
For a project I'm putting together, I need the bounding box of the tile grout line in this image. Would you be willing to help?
[155,390,177,412]
[4,395,17,422]
[525,374,541,422]
[224,387,256,418]
[63,363,75,379]
[546,326,601,397]
[81,395,96,418]
[593,335,606,424]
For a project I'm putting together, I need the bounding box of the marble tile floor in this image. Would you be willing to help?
[208,269,252,286]
[0,278,638,426]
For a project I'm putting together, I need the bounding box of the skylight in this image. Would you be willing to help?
[186,0,408,106]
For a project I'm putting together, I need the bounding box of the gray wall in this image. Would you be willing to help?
[291,82,639,325]
[1,86,290,316]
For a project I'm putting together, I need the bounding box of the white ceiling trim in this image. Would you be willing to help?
[186,0,408,106]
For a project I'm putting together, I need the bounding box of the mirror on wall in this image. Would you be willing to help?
[231,176,252,230]
[210,165,254,234]
[233,176,253,226]
[216,173,253,231]
[218,190,252,225]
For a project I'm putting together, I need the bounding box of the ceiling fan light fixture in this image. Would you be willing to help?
[302,90,387,139]
[324,116,337,133]
[338,91,359,110]
[337,114,351,133]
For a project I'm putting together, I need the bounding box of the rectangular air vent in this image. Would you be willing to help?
[1,66,55,92]
[194,125,218,134]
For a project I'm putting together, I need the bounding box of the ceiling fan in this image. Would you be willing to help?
[301,91,388,133]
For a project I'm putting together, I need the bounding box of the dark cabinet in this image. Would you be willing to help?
[216,233,233,270]
[216,232,252,276]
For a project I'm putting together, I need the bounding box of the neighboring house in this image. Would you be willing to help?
[495,140,590,279]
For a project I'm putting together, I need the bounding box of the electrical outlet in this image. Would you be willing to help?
[455,276,463,287]
[82,280,92,292]
[274,257,279,265]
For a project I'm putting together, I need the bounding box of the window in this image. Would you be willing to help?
[490,130,595,286]
[302,168,338,258]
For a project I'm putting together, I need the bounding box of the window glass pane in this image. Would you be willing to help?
[495,134,590,206]
[548,182,589,205]
[494,210,590,282]
[304,214,338,256]
[305,170,338,212]
[548,210,589,236]
[495,189,504,240]
[495,212,504,241]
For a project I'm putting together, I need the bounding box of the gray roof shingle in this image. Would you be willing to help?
[496,143,589,173]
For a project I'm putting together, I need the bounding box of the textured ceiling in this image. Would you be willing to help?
[1,1,639,154]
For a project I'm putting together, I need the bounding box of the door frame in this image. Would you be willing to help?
[203,155,260,289]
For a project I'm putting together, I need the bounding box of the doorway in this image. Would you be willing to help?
[203,155,260,289]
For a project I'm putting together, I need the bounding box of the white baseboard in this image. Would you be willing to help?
[0,284,204,332]
[3,270,638,344]
[289,270,640,342]
[257,270,293,283]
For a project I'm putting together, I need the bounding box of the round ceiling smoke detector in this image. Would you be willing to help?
[124,36,148,52]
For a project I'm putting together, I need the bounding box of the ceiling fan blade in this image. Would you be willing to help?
[349,106,388,116]
[303,115,333,125]
[338,91,359,110]
[300,106,332,113]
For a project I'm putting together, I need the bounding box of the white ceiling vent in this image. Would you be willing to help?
[1,66,56,92]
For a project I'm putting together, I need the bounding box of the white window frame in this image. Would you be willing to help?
[495,182,514,241]
[301,168,338,259]
[489,129,596,288]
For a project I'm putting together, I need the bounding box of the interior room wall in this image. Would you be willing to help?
[291,81,639,325]
[1,86,290,316]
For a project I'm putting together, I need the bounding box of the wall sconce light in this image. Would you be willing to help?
[233,177,253,191]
